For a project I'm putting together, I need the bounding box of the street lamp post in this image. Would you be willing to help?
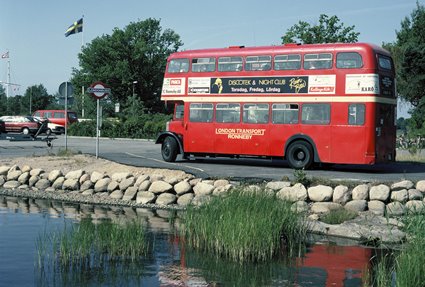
[132,81,137,98]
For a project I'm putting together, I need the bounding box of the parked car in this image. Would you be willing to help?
[33,110,78,134]
[0,115,50,135]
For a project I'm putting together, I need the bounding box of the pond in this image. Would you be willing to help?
[0,195,383,287]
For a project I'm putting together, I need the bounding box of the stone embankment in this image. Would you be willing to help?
[1,164,425,242]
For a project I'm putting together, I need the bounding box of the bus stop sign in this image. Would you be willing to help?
[87,81,111,99]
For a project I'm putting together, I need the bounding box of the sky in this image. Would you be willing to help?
[0,0,422,117]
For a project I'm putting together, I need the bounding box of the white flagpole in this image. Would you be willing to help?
[81,15,85,118]
[6,58,10,98]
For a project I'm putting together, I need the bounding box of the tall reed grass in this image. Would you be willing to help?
[181,188,308,263]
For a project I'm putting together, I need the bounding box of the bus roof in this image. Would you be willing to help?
[167,43,390,60]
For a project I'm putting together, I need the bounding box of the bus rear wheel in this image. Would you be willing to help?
[161,137,178,162]
[286,141,313,169]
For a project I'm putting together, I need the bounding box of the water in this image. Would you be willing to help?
[0,195,376,287]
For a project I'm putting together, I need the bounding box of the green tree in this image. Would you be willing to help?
[0,85,7,116]
[21,84,55,114]
[282,14,359,44]
[71,18,182,115]
[384,3,425,138]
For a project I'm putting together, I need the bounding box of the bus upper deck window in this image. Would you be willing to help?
[336,52,363,69]
[304,53,333,70]
[168,59,189,73]
[378,55,393,71]
[192,57,216,72]
[245,55,272,71]
[218,57,243,72]
[274,54,301,70]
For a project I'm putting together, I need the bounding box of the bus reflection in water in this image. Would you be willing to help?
[156,43,397,169]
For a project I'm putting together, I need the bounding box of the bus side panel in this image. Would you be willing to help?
[375,103,396,163]
[268,125,300,157]
[299,125,331,163]
[214,123,242,154]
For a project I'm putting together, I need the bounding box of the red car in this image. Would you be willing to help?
[0,116,50,135]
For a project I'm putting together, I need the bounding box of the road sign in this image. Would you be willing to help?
[59,82,73,97]
[87,81,111,99]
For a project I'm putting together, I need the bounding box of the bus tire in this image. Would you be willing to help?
[162,137,178,162]
[286,141,314,169]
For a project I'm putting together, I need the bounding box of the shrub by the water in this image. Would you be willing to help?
[182,189,308,263]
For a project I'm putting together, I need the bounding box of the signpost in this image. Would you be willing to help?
[59,81,74,150]
[87,81,111,158]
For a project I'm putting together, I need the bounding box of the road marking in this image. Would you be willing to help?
[125,152,205,172]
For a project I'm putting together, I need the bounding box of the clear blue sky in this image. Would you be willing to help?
[0,0,421,116]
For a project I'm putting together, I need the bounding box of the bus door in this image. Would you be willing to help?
[214,103,242,154]
[240,104,270,156]
[183,103,214,154]
[375,103,396,162]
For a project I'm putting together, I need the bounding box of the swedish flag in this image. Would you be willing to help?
[65,18,83,37]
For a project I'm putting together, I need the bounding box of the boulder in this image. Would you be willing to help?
[28,175,39,187]
[82,189,94,196]
[408,189,423,200]
[391,180,414,191]
[308,185,333,202]
[291,201,309,213]
[0,166,10,176]
[193,182,215,196]
[352,184,369,200]
[119,177,135,191]
[368,200,386,216]
[391,189,408,203]
[155,193,177,205]
[30,168,44,177]
[3,181,20,189]
[138,180,151,192]
[63,178,79,190]
[344,200,367,212]
[48,170,63,182]
[111,172,131,182]
[21,165,31,173]
[405,200,425,213]
[0,176,5,186]
[52,177,65,189]
[192,195,211,206]
[80,180,93,191]
[107,181,119,192]
[177,193,194,206]
[370,185,390,201]
[7,170,22,181]
[416,180,425,192]
[17,172,30,184]
[189,178,202,186]
[35,179,51,190]
[150,174,165,181]
[136,191,156,204]
[135,175,150,187]
[213,184,233,196]
[79,173,90,184]
[165,177,180,185]
[276,183,307,202]
[311,202,342,214]
[174,181,192,195]
[265,181,291,191]
[65,169,84,180]
[110,190,124,200]
[149,181,173,194]
[214,179,231,188]
[122,187,138,201]
[386,202,406,216]
[333,185,351,204]
[90,171,105,183]
[94,178,111,193]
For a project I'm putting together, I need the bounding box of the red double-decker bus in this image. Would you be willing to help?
[156,43,396,169]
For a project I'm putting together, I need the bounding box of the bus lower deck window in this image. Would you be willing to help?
[348,104,365,125]
[272,104,299,124]
[301,104,330,125]
[216,103,240,123]
[189,103,213,122]
[243,104,269,124]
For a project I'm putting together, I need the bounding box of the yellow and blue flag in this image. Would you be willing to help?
[65,18,83,37]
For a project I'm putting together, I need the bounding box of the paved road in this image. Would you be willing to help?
[1,134,424,182]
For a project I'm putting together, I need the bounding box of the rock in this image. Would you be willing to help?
[174,181,192,195]
[214,179,230,188]
[28,175,39,187]
[136,191,156,204]
[0,176,5,186]
[119,177,135,191]
[110,190,124,200]
[149,181,173,194]
[308,185,333,202]
[7,170,22,181]
[311,202,342,214]
[135,175,149,187]
[65,169,84,180]
[155,193,177,205]
[391,180,414,191]
[138,180,151,192]
[177,193,194,206]
[82,189,94,196]
[35,179,51,190]
[80,180,93,191]
[94,178,111,193]
[30,168,44,177]
[193,182,215,196]
[192,195,211,206]
[107,181,119,192]
[416,180,425,192]
[45,187,56,193]
[63,179,79,190]
[52,177,65,189]
[165,177,180,185]
[344,200,367,212]
[48,170,63,182]
[265,181,291,191]
[370,185,390,201]
[391,189,408,203]
[0,166,10,176]
[111,172,131,182]
[90,171,105,183]
[3,181,20,189]
[21,165,31,173]
[405,200,425,213]
[333,185,351,204]
[189,178,202,186]
[213,184,233,196]
[79,174,90,184]
[352,184,369,200]
[276,183,307,202]
[368,200,386,216]
[122,187,138,201]
[150,174,165,181]
[291,201,309,213]
[386,202,406,216]
[408,189,423,200]
[17,172,30,184]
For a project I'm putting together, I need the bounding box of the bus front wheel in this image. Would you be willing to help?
[162,137,178,162]
[286,141,313,169]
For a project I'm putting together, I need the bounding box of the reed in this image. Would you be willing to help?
[181,188,308,262]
